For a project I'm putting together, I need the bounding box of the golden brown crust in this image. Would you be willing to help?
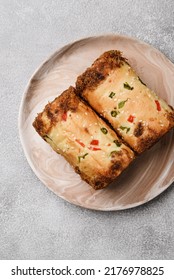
[33,86,79,137]
[134,122,144,137]
[74,149,134,190]
[135,131,164,154]
[167,111,174,125]
[76,50,127,94]
[134,125,174,154]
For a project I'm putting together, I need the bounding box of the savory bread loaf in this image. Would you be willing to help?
[33,86,134,189]
[76,50,174,153]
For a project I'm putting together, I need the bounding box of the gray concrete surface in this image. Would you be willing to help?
[1,0,174,259]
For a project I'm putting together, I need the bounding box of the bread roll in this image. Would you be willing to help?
[76,50,174,153]
[33,86,134,189]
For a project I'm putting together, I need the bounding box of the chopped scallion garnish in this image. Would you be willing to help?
[101,127,108,134]
[110,150,118,156]
[111,110,118,117]
[118,99,128,109]
[120,126,130,133]
[109,92,116,98]
[123,82,134,90]
[113,140,122,147]
[78,153,89,163]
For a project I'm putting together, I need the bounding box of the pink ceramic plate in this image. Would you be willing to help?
[19,34,174,210]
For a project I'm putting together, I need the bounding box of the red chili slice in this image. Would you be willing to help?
[127,115,135,123]
[90,139,99,145]
[62,112,67,121]
[75,139,85,147]
[155,100,161,111]
[88,146,101,151]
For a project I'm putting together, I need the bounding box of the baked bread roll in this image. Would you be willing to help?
[76,50,174,153]
[33,86,134,189]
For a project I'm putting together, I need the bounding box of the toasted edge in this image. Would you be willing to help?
[33,86,79,137]
[76,50,127,94]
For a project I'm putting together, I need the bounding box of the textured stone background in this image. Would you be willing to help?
[1,0,174,259]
